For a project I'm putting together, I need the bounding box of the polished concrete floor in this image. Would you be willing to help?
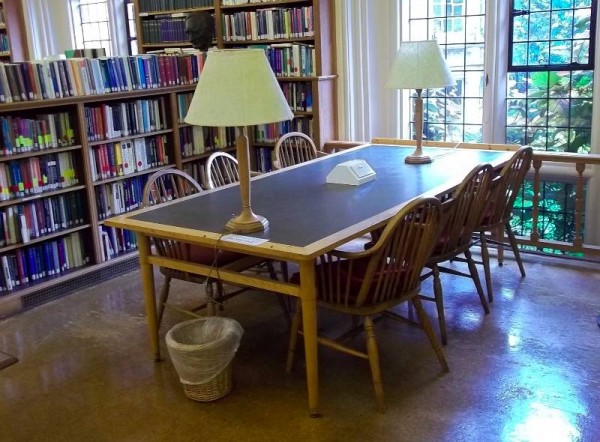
[1,253,599,441]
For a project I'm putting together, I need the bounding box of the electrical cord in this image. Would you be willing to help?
[200,228,229,309]
[429,141,462,160]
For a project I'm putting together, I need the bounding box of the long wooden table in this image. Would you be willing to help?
[105,143,514,416]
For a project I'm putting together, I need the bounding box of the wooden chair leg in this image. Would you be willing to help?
[412,297,449,372]
[496,226,505,266]
[279,261,289,282]
[465,249,490,314]
[432,264,447,345]
[286,302,302,373]
[479,232,494,303]
[364,316,385,412]
[506,222,526,277]
[157,276,172,327]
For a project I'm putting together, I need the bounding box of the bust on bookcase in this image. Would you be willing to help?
[185,11,215,52]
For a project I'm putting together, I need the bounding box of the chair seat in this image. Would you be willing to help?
[291,258,412,309]
[188,245,243,265]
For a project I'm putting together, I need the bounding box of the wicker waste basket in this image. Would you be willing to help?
[166,317,244,402]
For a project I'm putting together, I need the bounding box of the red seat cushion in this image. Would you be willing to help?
[188,245,244,266]
[291,257,411,305]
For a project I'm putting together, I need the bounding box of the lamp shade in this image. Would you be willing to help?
[385,40,455,90]
[184,49,293,127]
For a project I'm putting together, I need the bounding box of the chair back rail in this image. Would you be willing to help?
[206,152,240,189]
[142,169,205,261]
[433,164,495,260]
[273,132,322,169]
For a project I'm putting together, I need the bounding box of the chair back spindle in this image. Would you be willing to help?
[206,152,240,189]
[273,132,322,169]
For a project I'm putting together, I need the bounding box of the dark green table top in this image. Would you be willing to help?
[132,144,513,248]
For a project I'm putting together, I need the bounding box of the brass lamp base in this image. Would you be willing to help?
[404,153,433,164]
[226,209,269,233]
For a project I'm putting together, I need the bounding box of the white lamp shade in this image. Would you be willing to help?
[184,49,293,127]
[385,40,455,90]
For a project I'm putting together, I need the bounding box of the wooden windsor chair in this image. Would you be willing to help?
[272,132,327,170]
[142,169,269,324]
[286,196,448,412]
[420,163,496,345]
[476,146,533,302]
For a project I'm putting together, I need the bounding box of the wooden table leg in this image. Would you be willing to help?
[138,235,160,362]
[299,260,320,417]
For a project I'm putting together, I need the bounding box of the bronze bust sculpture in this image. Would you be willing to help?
[185,12,215,52]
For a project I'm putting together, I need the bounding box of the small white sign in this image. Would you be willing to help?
[221,234,269,245]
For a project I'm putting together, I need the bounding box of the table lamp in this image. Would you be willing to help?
[385,40,455,164]
[185,49,293,233]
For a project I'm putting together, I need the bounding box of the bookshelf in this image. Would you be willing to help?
[0,0,29,62]
[0,54,238,317]
[133,0,337,171]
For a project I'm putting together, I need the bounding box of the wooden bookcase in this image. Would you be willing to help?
[0,0,29,62]
[133,0,337,171]
[0,83,242,318]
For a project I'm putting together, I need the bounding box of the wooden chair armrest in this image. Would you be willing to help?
[330,247,376,260]
[316,150,329,158]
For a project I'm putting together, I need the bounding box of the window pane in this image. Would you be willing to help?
[551,10,574,39]
[530,0,551,11]
[408,0,485,143]
[410,0,428,18]
[552,0,574,9]
[509,1,594,69]
[465,15,484,42]
[505,71,593,153]
[70,0,112,56]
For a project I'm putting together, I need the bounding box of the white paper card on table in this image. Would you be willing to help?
[326,159,376,186]
[221,234,269,245]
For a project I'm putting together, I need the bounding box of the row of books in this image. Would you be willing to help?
[281,81,313,112]
[89,136,170,181]
[0,231,89,293]
[138,0,214,13]
[64,48,106,59]
[260,43,315,77]
[141,18,190,44]
[222,6,314,41]
[222,0,282,4]
[176,92,194,122]
[0,113,75,156]
[254,146,273,173]
[95,175,149,220]
[99,226,137,262]
[254,118,312,143]
[0,192,86,247]
[0,34,9,53]
[85,97,167,142]
[0,52,205,103]
[0,152,79,202]
[180,126,235,158]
